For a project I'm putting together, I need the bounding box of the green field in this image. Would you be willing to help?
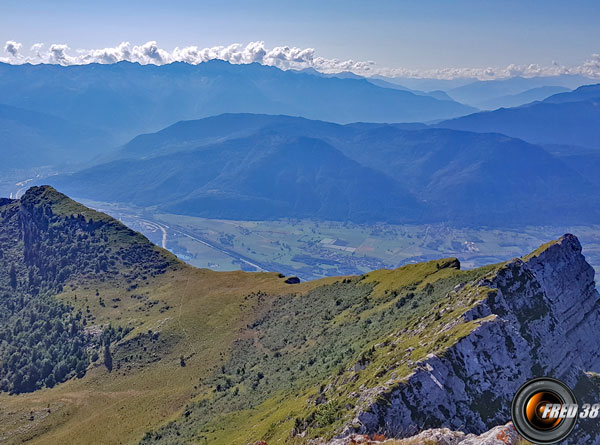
[78,199,600,281]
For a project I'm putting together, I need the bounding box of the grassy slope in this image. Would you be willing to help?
[135,259,501,444]
[0,187,315,443]
[0,260,333,444]
[0,187,558,444]
[0,248,490,444]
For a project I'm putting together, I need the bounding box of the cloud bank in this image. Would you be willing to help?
[2,40,600,80]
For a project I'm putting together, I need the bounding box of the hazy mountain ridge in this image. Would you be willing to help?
[0,60,475,145]
[437,83,600,149]
[444,75,592,106]
[119,113,349,159]
[475,85,570,110]
[543,83,600,103]
[0,103,111,171]
[51,113,600,226]
[53,131,426,222]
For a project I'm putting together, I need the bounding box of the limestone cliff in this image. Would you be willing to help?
[326,234,600,442]
[328,422,521,444]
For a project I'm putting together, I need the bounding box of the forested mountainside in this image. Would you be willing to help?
[51,113,600,226]
[0,187,176,394]
[1,188,600,444]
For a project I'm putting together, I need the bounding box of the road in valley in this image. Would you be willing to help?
[8,180,268,273]
[11,178,34,199]
[137,218,168,249]
[167,225,267,272]
[90,208,269,273]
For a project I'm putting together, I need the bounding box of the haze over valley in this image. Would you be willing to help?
[2,71,598,280]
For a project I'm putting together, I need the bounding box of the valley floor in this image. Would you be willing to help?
[78,199,600,282]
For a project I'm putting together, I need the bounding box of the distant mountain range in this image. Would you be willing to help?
[3,61,597,178]
[54,131,424,222]
[2,61,599,227]
[443,75,591,107]
[353,74,594,110]
[295,68,455,102]
[0,61,475,143]
[372,74,591,100]
[0,103,110,170]
[437,83,600,149]
[474,85,570,110]
[50,113,600,226]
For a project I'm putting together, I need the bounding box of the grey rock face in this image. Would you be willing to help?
[327,422,520,444]
[460,423,521,444]
[341,235,600,441]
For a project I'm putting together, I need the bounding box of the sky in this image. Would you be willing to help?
[2,0,600,78]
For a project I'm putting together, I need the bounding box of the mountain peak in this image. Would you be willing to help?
[20,185,124,225]
[312,234,600,441]
[21,184,63,202]
[523,233,582,262]
[9,186,180,287]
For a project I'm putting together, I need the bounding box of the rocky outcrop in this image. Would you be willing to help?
[338,235,600,440]
[327,422,520,444]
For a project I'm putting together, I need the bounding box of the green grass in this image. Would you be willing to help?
[136,258,502,444]
[0,192,578,444]
[522,237,563,261]
[291,267,501,440]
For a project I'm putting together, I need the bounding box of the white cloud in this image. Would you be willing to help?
[30,43,44,57]
[2,39,600,80]
[583,53,600,75]
[4,40,22,57]
[48,44,74,65]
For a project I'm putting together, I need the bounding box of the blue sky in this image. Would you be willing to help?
[2,0,599,73]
